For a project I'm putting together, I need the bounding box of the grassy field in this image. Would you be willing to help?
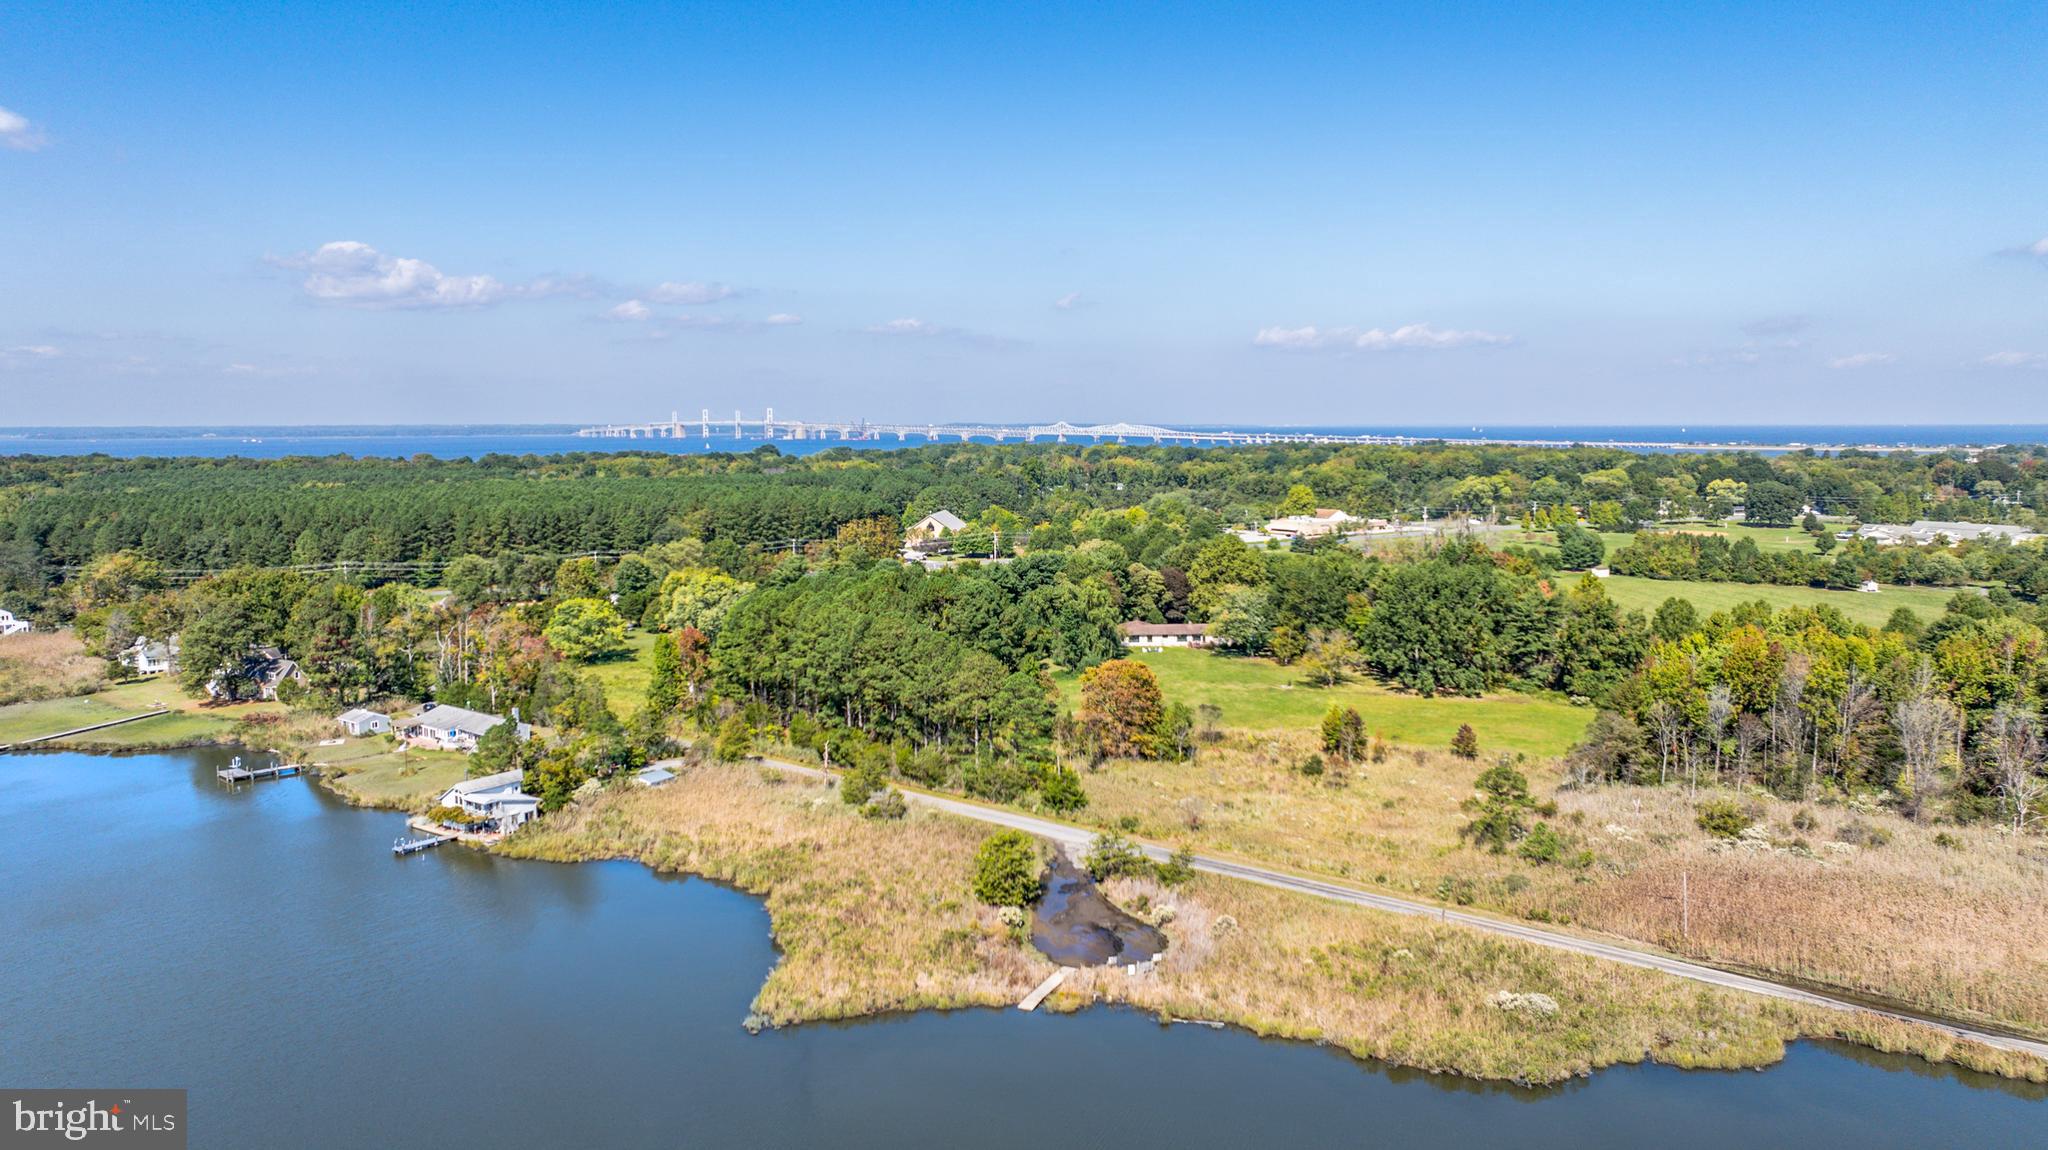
[0,676,276,748]
[1060,649,1592,759]
[1509,521,1840,558]
[1597,574,1959,628]
[0,631,108,705]
[313,736,473,809]
[580,631,658,719]
[503,762,2041,1083]
[1073,723,2048,1036]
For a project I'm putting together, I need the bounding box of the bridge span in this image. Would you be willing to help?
[574,411,1979,455]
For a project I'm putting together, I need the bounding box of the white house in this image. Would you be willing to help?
[336,708,392,736]
[1120,621,1223,650]
[1859,579,1883,594]
[434,769,540,832]
[121,636,179,675]
[1856,520,2038,547]
[400,703,533,752]
[1265,508,1361,538]
[0,609,28,637]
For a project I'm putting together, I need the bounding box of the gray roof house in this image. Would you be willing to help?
[399,703,533,752]
[336,708,392,736]
[906,509,967,541]
[434,769,540,832]
[206,645,306,701]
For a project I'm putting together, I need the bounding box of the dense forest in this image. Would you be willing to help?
[3,440,2045,828]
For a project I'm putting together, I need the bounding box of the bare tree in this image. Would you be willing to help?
[1893,660,1961,822]
[1703,684,1733,788]
[1647,700,1683,786]
[1734,713,1767,791]
[1980,703,2046,835]
[1833,669,1883,792]
[1771,657,1811,796]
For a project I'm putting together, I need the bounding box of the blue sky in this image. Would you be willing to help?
[3,2,2046,425]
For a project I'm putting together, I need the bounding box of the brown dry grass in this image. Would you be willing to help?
[0,630,108,705]
[1076,732,2048,1035]
[492,763,2045,1083]
[1548,787,2048,1032]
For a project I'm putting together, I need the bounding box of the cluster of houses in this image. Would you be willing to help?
[1854,520,2039,547]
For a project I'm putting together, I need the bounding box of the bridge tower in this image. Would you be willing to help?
[764,407,774,439]
[701,409,710,439]
[733,410,743,439]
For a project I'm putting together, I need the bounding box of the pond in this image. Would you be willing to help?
[1,748,2041,1148]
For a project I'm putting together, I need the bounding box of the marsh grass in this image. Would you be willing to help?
[0,631,107,705]
[491,763,2043,1083]
[1077,731,2048,1035]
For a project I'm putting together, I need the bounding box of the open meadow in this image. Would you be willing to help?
[1060,648,1592,759]
[1596,573,1959,627]
[0,675,277,749]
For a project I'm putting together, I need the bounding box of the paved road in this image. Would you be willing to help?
[748,755,2048,1061]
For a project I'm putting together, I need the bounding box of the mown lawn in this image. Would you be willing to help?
[579,631,658,719]
[0,676,274,747]
[316,738,473,808]
[1597,574,1961,628]
[1059,648,1591,759]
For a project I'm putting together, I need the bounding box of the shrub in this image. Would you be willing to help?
[1835,818,1892,848]
[1037,765,1089,812]
[861,788,908,820]
[1462,762,1534,851]
[1299,754,1325,778]
[1933,831,1962,850]
[1154,845,1196,887]
[1695,798,1754,839]
[840,760,887,807]
[971,830,1044,907]
[1790,807,1819,832]
[1518,822,1566,864]
[1450,724,1480,760]
[713,714,753,763]
[1083,832,1154,881]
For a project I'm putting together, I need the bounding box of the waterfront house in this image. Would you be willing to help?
[1120,621,1222,650]
[400,703,532,752]
[0,609,28,637]
[120,635,180,675]
[434,769,540,832]
[206,645,306,701]
[336,708,392,736]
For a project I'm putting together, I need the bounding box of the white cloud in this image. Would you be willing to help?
[0,105,46,151]
[1980,351,2048,370]
[1255,322,1512,352]
[763,313,803,326]
[1998,236,2048,262]
[274,241,585,309]
[867,318,943,337]
[606,299,652,321]
[860,317,1016,347]
[5,344,61,358]
[1741,314,1811,338]
[649,281,738,305]
[1053,291,1085,310]
[1828,352,1895,370]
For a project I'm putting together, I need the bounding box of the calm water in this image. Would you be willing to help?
[2,424,2044,460]
[2,748,2042,1149]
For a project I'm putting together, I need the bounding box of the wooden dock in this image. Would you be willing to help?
[1017,968,1068,1012]
[216,758,300,783]
[393,834,449,856]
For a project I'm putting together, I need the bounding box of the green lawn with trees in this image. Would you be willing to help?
[1058,648,1592,759]
[1597,574,1961,629]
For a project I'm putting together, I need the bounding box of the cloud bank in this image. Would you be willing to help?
[1254,322,1513,352]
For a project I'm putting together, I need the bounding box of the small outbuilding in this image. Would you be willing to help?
[336,708,392,736]
[634,764,677,788]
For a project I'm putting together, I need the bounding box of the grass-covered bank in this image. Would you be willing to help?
[0,676,277,749]
[491,762,2046,1084]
